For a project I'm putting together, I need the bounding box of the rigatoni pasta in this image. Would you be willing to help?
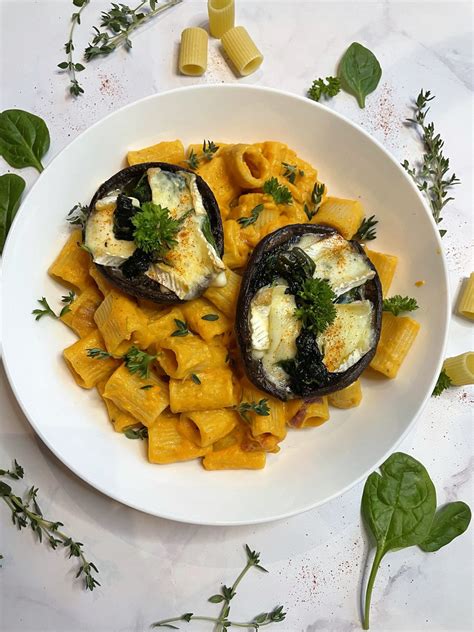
[208,0,235,38]
[221,26,263,76]
[179,27,208,76]
[49,137,419,471]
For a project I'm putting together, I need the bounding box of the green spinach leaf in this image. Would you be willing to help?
[419,501,471,552]
[361,452,436,629]
[0,109,50,172]
[0,173,26,252]
[338,42,382,108]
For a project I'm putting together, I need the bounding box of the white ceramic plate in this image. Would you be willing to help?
[1,85,449,525]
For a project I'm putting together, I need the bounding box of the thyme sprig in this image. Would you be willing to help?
[354,215,378,241]
[237,204,265,227]
[87,345,158,378]
[237,400,270,423]
[151,544,286,630]
[203,140,219,161]
[58,0,90,97]
[0,461,99,591]
[281,162,304,185]
[185,149,200,171]
[84,0,183,61]
[304,182,325,220]
[402,90,460,236]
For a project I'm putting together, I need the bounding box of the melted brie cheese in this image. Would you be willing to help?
[85,168,226,299]
[85,193,139,267]
[296,233,375,296]
[250,284,301,388]
[317,300,375,372]
[145,168,225,299]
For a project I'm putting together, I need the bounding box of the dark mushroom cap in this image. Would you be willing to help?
[236,224,383,401]
[85,162,224,304]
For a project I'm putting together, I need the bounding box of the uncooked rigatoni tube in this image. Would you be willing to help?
[179,27,208,76]
[208,0,235,38]
[221,26,263,76]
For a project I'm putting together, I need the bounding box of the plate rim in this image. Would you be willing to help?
[0,84,451,525]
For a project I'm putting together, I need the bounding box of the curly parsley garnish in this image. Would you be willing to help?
[295,277,337,334]
[382,295,419,317]
[307,76,341,102]
[131,202,182,256]
[263,177,292,205]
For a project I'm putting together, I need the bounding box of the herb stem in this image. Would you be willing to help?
[102,0,181,53]
[153,615,278,629]
[363,546,384,630]
[214,560,254,632]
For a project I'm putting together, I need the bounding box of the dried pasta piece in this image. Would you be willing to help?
[127,140,185,166]
[48,230,94,292]
[311,197,364,239]
[227,144,270,188]
[221,26,263,76]
[204,268,241,317]
[203,444,266,470]
[328,380,362,408]
[179,27,208,76]
[104,364,169,426]
[148,412,209,464]
[208,0,234,38]
[286,398,329,428]
[63,329,120,389]
[458,273,474,320]
[365,248,398,297]
[179,409,239,447]
[370,313,420,378]
[443,352,474,386]
[60,285,103,338]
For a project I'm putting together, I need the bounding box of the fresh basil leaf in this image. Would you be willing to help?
[338,42,382,109]
[0,109,50,172]
[419,501,471,552]
[361,452,436,629]
[0,173,25,252]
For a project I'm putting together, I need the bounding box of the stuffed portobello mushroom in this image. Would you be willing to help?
[84,162,226,303]
[236,224,383,401]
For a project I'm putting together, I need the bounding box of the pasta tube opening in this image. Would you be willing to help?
[179,27,208,76]
[221,26,263,77]
[208,0,235,39]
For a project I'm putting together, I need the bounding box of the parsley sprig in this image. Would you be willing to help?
[354,215,378,241]
[237,399,270,423]
[87,345,158,378]
[0,461,99,591]
[402,90,460,236]
[307,76,341,102]
[432,369,452,397]
[57,0,89,96]
[132,202,182,256]
[32,293,76,321]
[124,425,149,439]
[382,295,419,317]
[295,277,337,333]
[237,203,265,228]
[263,178,292,205]
[151,544,286,630]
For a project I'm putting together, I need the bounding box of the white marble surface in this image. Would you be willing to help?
[0,1,473,631]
